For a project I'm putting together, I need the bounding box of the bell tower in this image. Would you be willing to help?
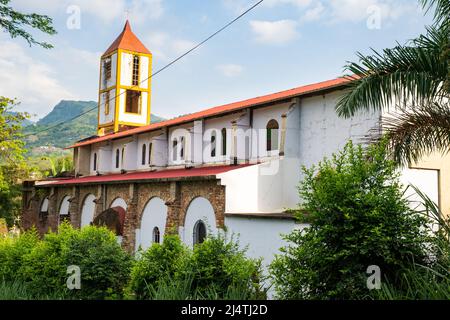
[97,20,152,136]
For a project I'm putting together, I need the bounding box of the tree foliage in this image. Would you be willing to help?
[0,0,56,48]
[335,0,450,165]
[270,141,432,299]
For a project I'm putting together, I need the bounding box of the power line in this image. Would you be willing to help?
[24,0,264,138]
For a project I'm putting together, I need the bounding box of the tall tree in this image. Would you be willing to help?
[335,0,449,165]
[0,97,31,226]
[0,0,56,48]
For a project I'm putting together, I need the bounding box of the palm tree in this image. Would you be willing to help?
[336,0,449,166]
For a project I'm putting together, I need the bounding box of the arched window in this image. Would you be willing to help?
[148,143,153,165]
[93,153,97,171]
[141,144,146,165]
[180,137,185,160]
[115,149,120,169]
[193,220,207,245]
[172,139,178,161]
[153,227,160,244]
[40,197,49,213]
[266,119,279,152]
[211,131,216,157]
[221,128,227,156]
[121,147,125,168]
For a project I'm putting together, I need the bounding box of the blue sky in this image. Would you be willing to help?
[0,0,433,121]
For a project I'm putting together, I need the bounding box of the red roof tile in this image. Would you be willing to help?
[37,165,252,187]
[102,20,151,57]
[69,76,352,148]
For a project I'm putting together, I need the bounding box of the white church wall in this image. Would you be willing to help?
[168,125,193,166]
[135,197,168,251]
[120,52,133,87]
[81,194,96,227]
[100,52,117,91]
[180,197,218,248]
[59,196,71,215]
[151,134,169,167]
[218,158,300,213]
[251,104,289,160]
[139,55,150,89]
[137,133,152,169]
[118,90,149,125]
[203,114,235,164]
[98,88,116,125]
[224,216,305,267]
[110,197,127,210]
[400,167,439,210]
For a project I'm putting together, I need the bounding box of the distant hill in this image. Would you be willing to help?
[24,100,165,153]
[6,111,34,127]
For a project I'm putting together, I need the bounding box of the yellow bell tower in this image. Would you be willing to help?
[97,21,152,136]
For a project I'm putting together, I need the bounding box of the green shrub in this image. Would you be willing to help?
[270,140,432,299]
[185,234,265,299]
[129,234,188,299]
[1,223,132,300]
[129,234,266,300]
[0,229,39,282]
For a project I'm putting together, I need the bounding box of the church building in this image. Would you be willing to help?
[21,21,449,266]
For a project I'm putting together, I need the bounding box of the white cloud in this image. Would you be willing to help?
[249,20,299,45]
[11,0,163,24]
[300,2,325,22]
[328,0,415,24]
[145,32,195,61]
[264,0,312,8]
[216,64,243,77]
[0,40,76,118]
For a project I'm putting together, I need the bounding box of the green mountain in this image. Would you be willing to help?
[24,100,165,153]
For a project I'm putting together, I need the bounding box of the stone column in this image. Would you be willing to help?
[69,186,81,228]
[165,181,181,234]
[46,188,59,233]
[121,183,139,253]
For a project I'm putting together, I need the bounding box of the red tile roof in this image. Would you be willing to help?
[69,76,352,148]
[36,164,252,187]
[102,20,151,57]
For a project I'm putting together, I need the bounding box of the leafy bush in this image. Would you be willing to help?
[270,141,432,299]
[128,234,188,299]
[129,234,265,300]
[0,229,39,282]
[186,234,264,299]
[0,223,132,300]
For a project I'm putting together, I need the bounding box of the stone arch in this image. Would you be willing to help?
[58,195,71,224]
[182,196,217,247]
[135,196,168,251]
[110,197,127,210]
[40,197,49,213]
[81,194,96,227]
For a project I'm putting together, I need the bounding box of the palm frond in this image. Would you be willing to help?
[336,26,448,118]
[381,101,450,166]
[420,0,450,27]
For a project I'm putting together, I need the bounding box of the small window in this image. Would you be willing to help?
[172,139,178,161]
[40,197,49,213]
[193,220,207,245]
[180,137,185,160]
[153,227,160,244]
[132,55,140,86]
[141,144,146,165]
[125,90,141,114]
[104,58,112,81]
[266,119,279,152]
[221,128,227,156]
[211,131,216,158]
[121,148,125,168]
[148,142,153,165]
[93,153,97,171]
[104,91,110,115]
[115,149,120,169]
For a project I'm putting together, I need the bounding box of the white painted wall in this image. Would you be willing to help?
[99,88,116,125]
[135,197,168,251]
[59,196,71,215]
[168,126,193,166]
[180,197,217,248]
[110,197,127,210]
[81,194,96,227]
[40,197,49,212]
[100,52,117,90]
[400,168,439,210]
